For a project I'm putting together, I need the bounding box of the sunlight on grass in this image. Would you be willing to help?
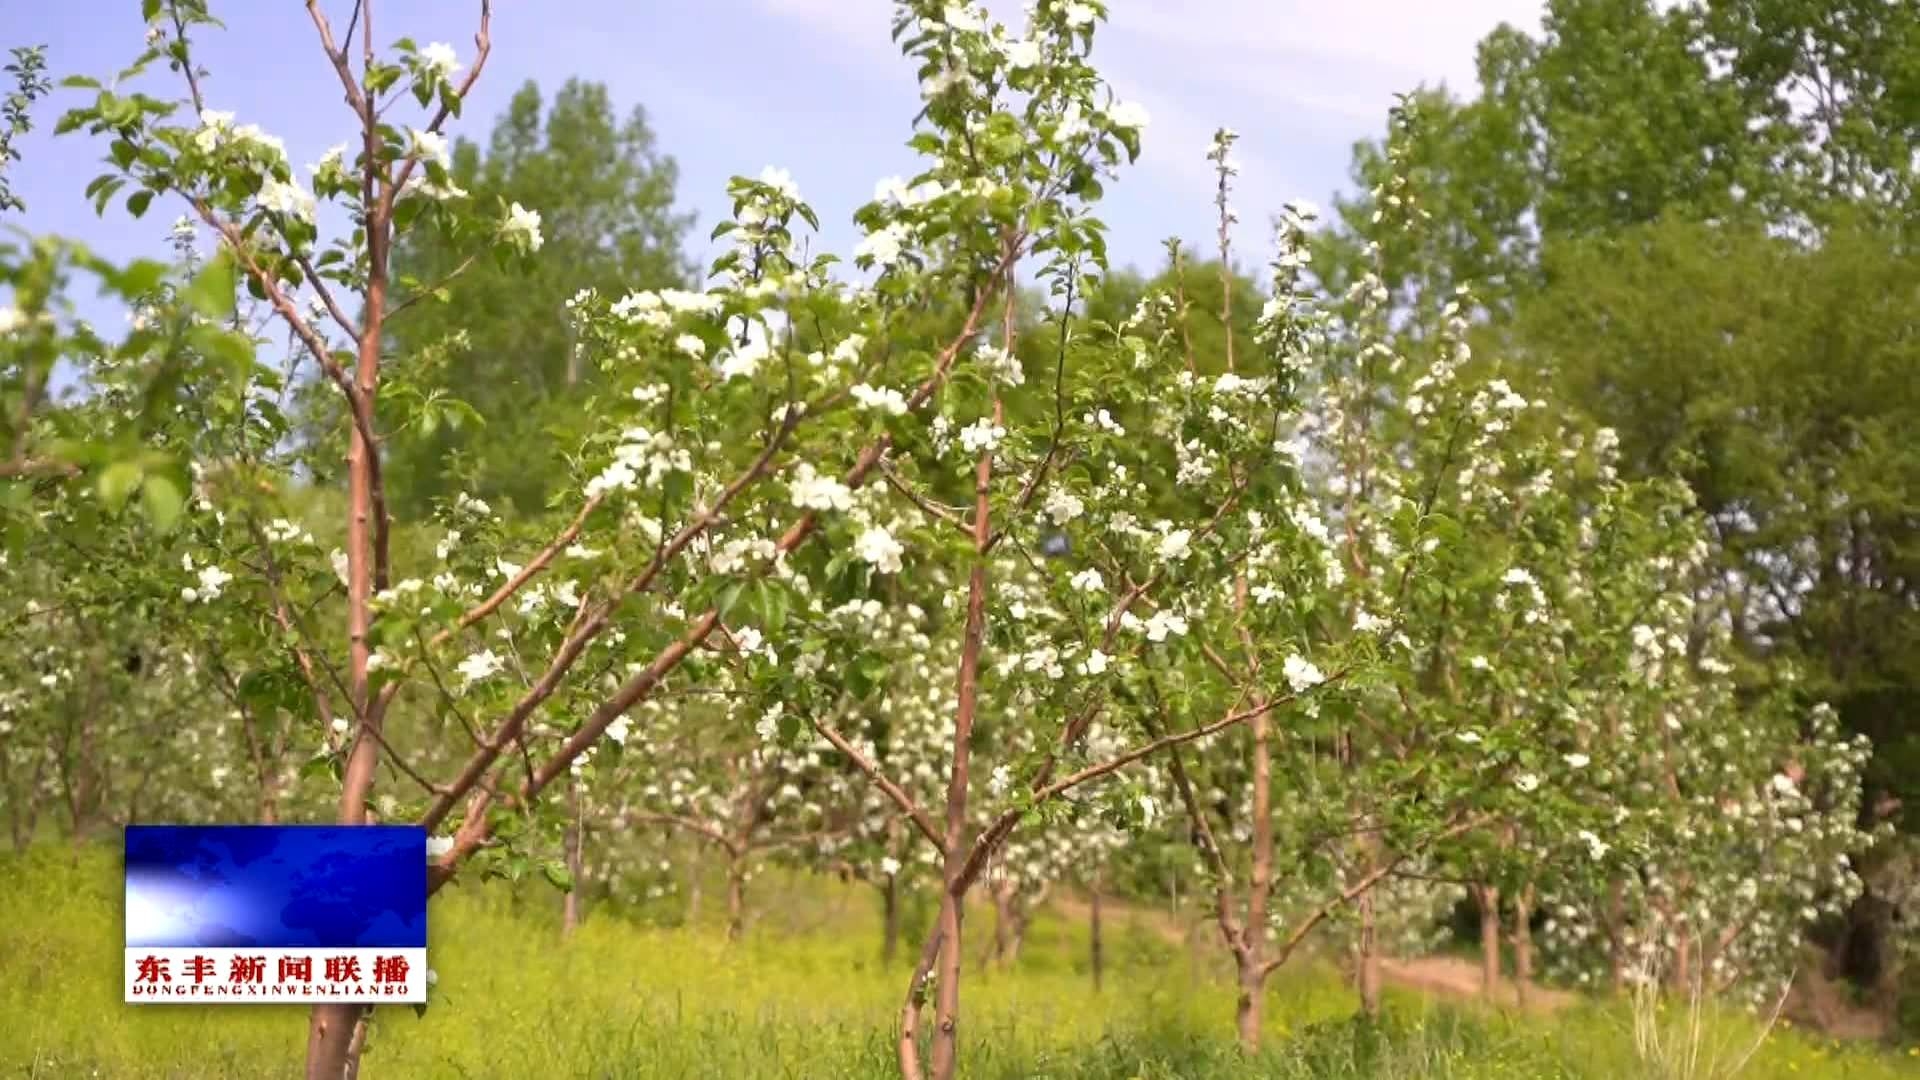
[0,846,1913,1079]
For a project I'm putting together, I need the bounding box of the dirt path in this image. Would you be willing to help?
[1047,892,1576,1013]
[1379,954,1576,1013]
[1046,893,1892,1038]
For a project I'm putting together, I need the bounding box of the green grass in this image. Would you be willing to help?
[2,844,1915,1079]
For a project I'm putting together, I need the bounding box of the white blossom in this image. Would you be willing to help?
[1106,101,1150,131]
[259,178,316,221]
[854,526,906,574]
[407,127,451,170]
[456,649,504,688]
[957,419,1006,455]
[789,463,853,512]
[855,222,911,267]
[1282,654,1325,693]
[758,165,801,203]
[502,202,544,254]
[851,383,910,415]
[1143,610,1189,642]
[1044,489,1084,525]
[418,42,460,80]
[1002,38,1042,69]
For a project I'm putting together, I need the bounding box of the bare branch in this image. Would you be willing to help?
[876,457,971,536]
[1260,811,1491,977]
[630,812,737,855]
[385,2,492,207]
[436,494,605,646]
[384,251,481,321]
[813,718,947,858]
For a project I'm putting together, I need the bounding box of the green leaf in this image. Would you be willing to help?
[183,250,237,318]
[188,323,256,375]
[61,74,102,90]
[125,189,154,219]
[106,257,169,299]
[716,579,746,619]
[139,473,184,531]
[89,177,126,215]
[97,461,143,507]
[541,862,575,892]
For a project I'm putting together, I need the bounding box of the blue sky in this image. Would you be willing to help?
[5,0,1549,318]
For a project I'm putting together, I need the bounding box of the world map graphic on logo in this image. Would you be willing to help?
[124,826,427,950]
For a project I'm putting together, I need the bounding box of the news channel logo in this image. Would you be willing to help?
[124,825,427,1004]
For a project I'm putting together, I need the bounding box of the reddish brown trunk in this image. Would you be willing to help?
[725,855,748,941]
[561,779,583,937]
[883,872,900,966]
[1234,954,1264,1049]
[1238,701,1274,1048]
[1512,883,1534,1007]
[990,881,1016,969]
[1357,885,1382,1016]
[1476,884,1502,999]
[1607,879,1627,995]
[1089,882,1104,992]
[7,753,47,852]
[307,12,391,1076]
[923,401,997,1080]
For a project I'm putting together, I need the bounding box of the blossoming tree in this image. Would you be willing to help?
[13,3,1883,1080]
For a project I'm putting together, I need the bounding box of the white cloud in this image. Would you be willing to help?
[754,0,1553,270]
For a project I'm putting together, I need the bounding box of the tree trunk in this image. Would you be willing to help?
[1089,881,1104,992]
[561,778,583,937]
[725,855,748,941]
[927,886,965,1080]
[1234,955,1265,1050]
[305,1004,366,1080]
[1671,923,1692,992]
[308,97,392,1080]
[1512,883,1534,1008]
[1476,884,1501,999]
[1357,885,1383,1016]
[342,1012,370,1080]
[990,881,1015,969]
[1236,700,1274,1050]
[686,854,702,925]
[7,755,46,853]
[883,873,901,966]
[922,410,996,1080]
[1607,878,1627,995]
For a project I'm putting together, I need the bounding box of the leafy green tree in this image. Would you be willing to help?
[0,45,50,214]
[380,79,694,517]
[1323,0,1920,1008]
[1519,218,1920,828]
[1701,0,1920,223]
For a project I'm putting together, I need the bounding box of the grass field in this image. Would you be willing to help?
[2,844,1915,1079]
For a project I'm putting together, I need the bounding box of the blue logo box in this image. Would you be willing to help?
[124,825,427,1003]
